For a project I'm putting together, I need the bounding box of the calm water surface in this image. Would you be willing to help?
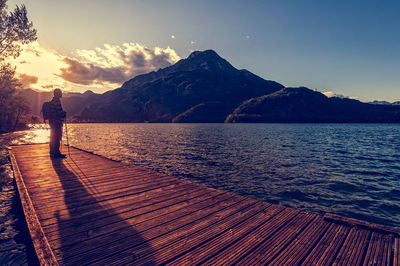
[1,123,399,263]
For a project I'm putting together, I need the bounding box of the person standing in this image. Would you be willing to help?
[49,88,67,158]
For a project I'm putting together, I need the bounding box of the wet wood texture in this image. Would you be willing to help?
[9,143,400,265]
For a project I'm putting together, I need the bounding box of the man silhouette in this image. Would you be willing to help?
[49,88,67,158]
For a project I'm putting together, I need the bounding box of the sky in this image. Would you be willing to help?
[7,0,400,102]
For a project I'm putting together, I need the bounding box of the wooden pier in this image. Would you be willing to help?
[9,143,400,265]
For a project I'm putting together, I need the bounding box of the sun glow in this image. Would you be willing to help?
[12,42,180,93]
[12,42,70,91]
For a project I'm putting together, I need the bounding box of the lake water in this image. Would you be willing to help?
[1,123,400,263]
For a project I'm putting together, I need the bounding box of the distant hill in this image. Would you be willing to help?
[369,100,400,106]
[225,87,400,123]
[20,89,100,118]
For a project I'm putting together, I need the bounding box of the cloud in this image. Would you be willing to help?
[60,43,180,86]
[13,42,70,92]
[246,35,250,40]
[323,91,348,98]
[59,58,126,85]
[18,73,38,88]
[24,45,42,57]
[41,84,58,89]
[13,42,180,93]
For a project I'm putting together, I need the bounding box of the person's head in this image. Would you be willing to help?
[54,88,62,99]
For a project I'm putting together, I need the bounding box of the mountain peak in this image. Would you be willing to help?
[172,49,236,72]
[83,90,95,95]
[188,49,219,59]
[121,49,244,90]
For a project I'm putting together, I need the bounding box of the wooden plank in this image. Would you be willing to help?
[363,232,392,266]
[202,208,300,265]
[25,171,175,200]
[13,152,121,163]
[269,216,331,265]
[324,213,400,236]
[363,232,382,266]
[26,171,177,198]
[133,201,271,265]
[19,169,141,191]
[46,188,221,246]
[33,182,188,232]
[16,162,123,175]
[13,156,124,173]
[9,150,59,266]
[62,196,250,265]
[30,178,180,210]
[165,204,284,265]
[23,171,148,190]
[394,237,400,266]
[26,173,169,200]
[333,227,371,265]
[20,161,159,185]
[98,198,261,266]
[31,178,181,211]
[42,186,208,239]
[39,184,198,228]
[237,212,316,265]
[301,223,350,266]
[51,192,236,261]
[21,164,144,184]
[54,192,253,264]
[31,183,183,225]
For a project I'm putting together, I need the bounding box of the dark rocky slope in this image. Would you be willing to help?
[226,87,400,123]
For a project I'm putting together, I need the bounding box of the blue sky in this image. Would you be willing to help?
[8,0,400,101]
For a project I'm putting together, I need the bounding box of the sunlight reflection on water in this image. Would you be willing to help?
[16,124,50,144]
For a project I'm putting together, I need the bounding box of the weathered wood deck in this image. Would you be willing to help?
[9,143,400,265]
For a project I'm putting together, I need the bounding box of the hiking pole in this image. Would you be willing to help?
[65,117,71,157]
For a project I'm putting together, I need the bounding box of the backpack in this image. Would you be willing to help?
[41,101,52,122]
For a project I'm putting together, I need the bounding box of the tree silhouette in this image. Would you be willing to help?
[0,0,36,133]
[0,0,36,61]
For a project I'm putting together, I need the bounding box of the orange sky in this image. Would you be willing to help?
[13,42,180,93]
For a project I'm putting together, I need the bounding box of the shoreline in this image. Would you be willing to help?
[0,131,38,265]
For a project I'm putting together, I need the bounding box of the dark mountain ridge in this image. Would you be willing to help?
[226,87,400,123]
[369,100,400,106]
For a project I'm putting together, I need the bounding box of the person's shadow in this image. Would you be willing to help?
[50,157,154,264]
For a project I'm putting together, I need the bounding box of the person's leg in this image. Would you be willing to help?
[50,124,55,155]
[54,124,62,154]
